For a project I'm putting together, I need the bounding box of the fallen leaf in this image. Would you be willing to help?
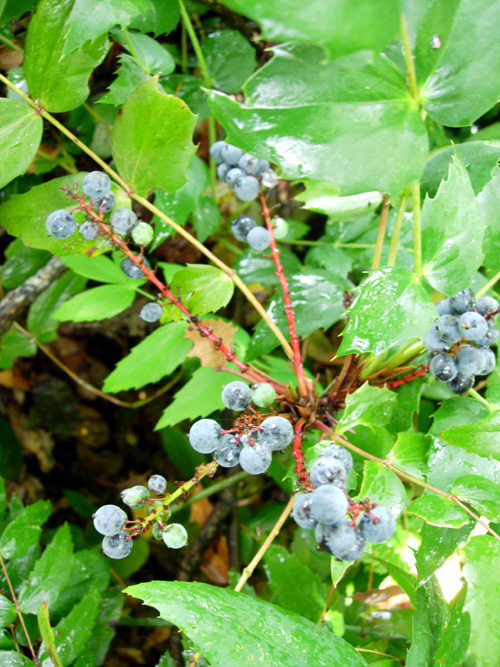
[0,45,24,70]
[189,494,213,527]
[352,584,412,610]
[185,318,236,367]
[201,534,230,585]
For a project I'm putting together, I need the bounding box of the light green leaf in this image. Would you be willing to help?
[406,493,470,528]
[338,268,436,356]
[0,500,52,560]
[192,196,221,243]
[356,461,406,519]
[61,254,134,284]
[433,586,470,667]
[452,475,500,522]
[0,99,43,189]
[37,602,64,667]
[202,30,256,93]
[0,653,35,666]
[117,31,175,76]
[429,397,490,435]
[126,581,367,666]
[99,55,150,106]
[24,0,109,113]
[103,322,191,393]
[129,0,180,36]
[304,246,352,279]
[235,248,302,287]
[388,431,431,480]
[406,576,447,667]
[337,382,397,434]
[421,155,484,294]
[391,378,426,432]
[111,77,197,197]
[296,183,383,221]
[416,522,472,585]
[0,326,37,370]
[373,558,416,607]
[162,265,234,322]
[478,165,500,271]
[209,46,428,196]
[0,596,16,629]
[440,410,500,461]
[53,284,136,322]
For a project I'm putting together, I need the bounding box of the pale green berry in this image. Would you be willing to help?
[120,485,149,509]
[131,222,154,246]
[251,382,276,407]
[273,217,289,239]
[162,523,188,549]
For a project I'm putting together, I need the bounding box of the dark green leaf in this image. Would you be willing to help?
[129,0,180,35]
[0,99,42,189]
[103,322,191,393]
[356,461,406,519]
[0,327,37,370]
[429,397,490,435]
[406,493,469,528]
[202,30,256,93]
[0,240,51,291]
[0,419,23,479]
[337,382,397,434]
[0,478,6,524]
[304,246,352,278]
[162,74,211,120]
[50,551,110,619]
[192,196,221,243]
[391,378,426,432]
[416,523,472,584]
[126,581,368,666]
[0,500,52,560]
[24,0,109,113]
[452,475,500,522]
[0,0,37,22]
[0,596,16,629]
[406,576,447,667]
[388,431,431,480]
[160,427,204,476]
[235,248,302,287]
[421,155,484,295]
[338,268,436,357]
[111,77,197,197]
[209,46,428,195]
[99,55,150,106]
[109,539,149,579]
[440,410,500,461]
[53,284,136,322]
[117,31,175,76]
[84,587,123,665]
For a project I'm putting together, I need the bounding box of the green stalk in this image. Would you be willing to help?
[122,26,150,73]
[170,469,249,515]
[476,269,500,299]
[411,181,423,277]
[387,190,409,267]
[468,388,495,412]
[371,196,390,270]
[0,33,23,53]
[400,15,419,100]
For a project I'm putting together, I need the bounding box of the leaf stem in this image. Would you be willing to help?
[475,269,500,299]
[0,33,23,53]
[36,148,77,174]
[400,15,419,100]
[83,102,112,133]
[122,26,149,73]
[371,196,390,270]
[387,190,409,267]
[468,387,495,411]
[410,181,423,277]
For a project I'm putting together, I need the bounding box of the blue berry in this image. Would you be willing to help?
[93,505,127,536]
[45,210,76,239]
[291,493,317,530]
[225,167,245,188]
[310,484,348,525]
[79,221,100,240]
[478,319,499,347]
[120,485,149,509]
[140,302,162,322]
[359,506,396,543]
[93,192,115,213]
[148,475,167,494]
[209,141,225,163]
[239,442,273,475]
[214,434,246,468]
[83,171,111,199]
[259,416,293,451]
[476,296,499,319]
[247,227,271,251]
[234,175,260,201]
[231,215,257,242]
[320,443,353,474]
[449,288,475,315]
[436,314,461,345]
[217,162,231,182]
[111,209,138,235]
[459,312,488,343]
[102,531,133,559]
[457,347,486,376]
[221,381,251,411]
[251,383,276,408]
[310,457,347,488]
[121,257,147,279]
[188,419,222,454]
[429,353,458,381]
[436,298,451,315]
[315,520,356,558]
[238,153,260,175]
[338,531,366,561]
[447,372,474,394]
[424,321,447,353]
[255,159,270,176]
[477,347,496,375]
[221,144,243,166]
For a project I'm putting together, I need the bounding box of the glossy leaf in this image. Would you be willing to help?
[440,411,500,461]
[126,581,367,666]
[192,196,221,243]
[220,0,399,58]
[356,461,406,518]
[129,0,180,35]
[406,493,469,528]
[37,602,64,667]
[61,254,135,284]
[296,183,383,221]
[0,326,37,370]
[433,586,470,667]
[421,155,484,295]
[406,576,447,667]
[117,31,175,76]
[209,46,428,195]
[388,431,431,480]
[24,0,109,113]
[391,378,426,432]
[235,248,301,287]
[53,284,136,322]
[337,382,396,434]
[426,441,500,496]
[338,268,436,356]
[202,30,256,93]
[111,77,197,197]
[478,165,500,271]
[429,397,490,435]
[0,99,43,189]
[374,558,416,607]
[84,587,123,665]
[0,596,16,629]
[99,55,150,106]
[452,475,500,522]
[0,500,52,560]
[0,653,35,666]
[0,240,51,291]
[416,523,472,585]
[103,322,191,393]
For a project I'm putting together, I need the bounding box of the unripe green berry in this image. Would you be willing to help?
[152,521,165,540]
[251,382,276,407]
[273,217,289,239]
[132,222,154,246]
[120,485,149,509]
[162,523,188,549]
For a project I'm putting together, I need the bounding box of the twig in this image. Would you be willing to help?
[317,582,336,625]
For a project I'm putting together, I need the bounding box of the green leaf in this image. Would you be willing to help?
[162,74,211,120]
[209,46,428,196]
[0,174,114,256]
[478,165,500,272]
[202,30,256,93]
[440,410,500,461]
[192,197,221,243]
[391,378,426,432]
[0,240,51,291]
[406,493,470,528]
[219,0,399,58]
[126,581,367,666]
[305,246,353,279]
[421,155,484,294]
[0,500,52,560]
[373,558,416,607]
[0,596,16,629]
[99,55,150,106]
[111,77,197,197]
[24,0,109,113]
[0,326,37,370]
[0,99,42,189]
[336,383,397,434]
[53,284,136,322]
[411,0,500,126]
[247,269,351,360]
[388,431,431,480]
[155,366,227,429]
[416,522,472,584]
[0,478,6,523]
[356,461,406,519]
[117,30,175,76]
[451,475,500,522]
[0,0,37,22]
[109,539,149,579]
[160,427,204,476]
[64,0,153,53]
[0,420,22,480]
[37,602,64,667]
[406,576,447,667]
[0,653,35,666]
[263,545,328,622]
[129,0,180,36]
[433,586,470,667]
[102,322,191,393]
[162,265,234,322]
[61,254,134,284]
[84,587,123,665]
[338,268,436,356]
[235,248,302,287]
[296,184,383,221]
[19,524,73,614]
[429,396,490,435]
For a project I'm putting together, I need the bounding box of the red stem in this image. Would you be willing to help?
[292,419,311,489]
[259,192,308,400]
[387,365,428,389]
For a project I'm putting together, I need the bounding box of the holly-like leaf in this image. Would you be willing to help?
[53,284,136,322]
[421,155,484,295]
[24,0,109,113]
[185,319,236,367]
[356,461,406,519]
[338,267,436,357]
[209,46,428,196]
[388,431,431,480]
[202,30,257,93]
[440,411,500,461]
[429,397,490,435]
[99,55,150,107]
[235,248,302,288]
[126,581,368,666]
[478,165,500,272]
[337,383,397,434]
[406,493,470,528]
[452,475,500,522]
[111,77,197,197]
[0,99,43,189]
[129,0,180,36]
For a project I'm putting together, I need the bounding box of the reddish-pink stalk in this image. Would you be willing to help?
[259,192,309,400]
[292,419,311,488]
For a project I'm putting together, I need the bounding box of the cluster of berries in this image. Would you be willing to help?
[210,141,278,201]
[292,444,396,560]
[424,288,498,394]
[92,474,188,559]
[188,381,294,474]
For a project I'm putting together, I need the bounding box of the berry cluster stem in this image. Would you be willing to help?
[259,192,309,399]
[291,419,311,488]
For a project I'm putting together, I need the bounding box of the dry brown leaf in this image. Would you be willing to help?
[184,318,236,367]
[0,369,15,388]
[352,584,413,610]
[0,45,24,70]
[189,495,213,527]
[201,534,230,585]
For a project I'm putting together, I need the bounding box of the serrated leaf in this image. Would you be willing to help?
[391,378,426,432]
[162,265,234,322]
[202,30,256,93]
[19,524,73,614]
[24,0,109,113]
[103,322,191,393]
[388,431,431,480]
[337,383,397,434]
[53,284,136,322]
[406,493,469,528]
[452,475,500,522]
[111,77,197,197]
[209,46,428,196]
[129,0,180,36]
[433,586,470,667]
[356,461,406,519]
[0,99,43,189]
[296,184,383,221]
[478,165,500,272]
[125,581,367,666]
[116,30,175,76]
[99,55,150,106]
[416,523,472,585]
[429,397,490,435]
[0,500,52,560]
[305,246,352,278]
[219,0,399,59]
[421,155,484,295]
[338,268,436,357]
[440,410,500,461]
